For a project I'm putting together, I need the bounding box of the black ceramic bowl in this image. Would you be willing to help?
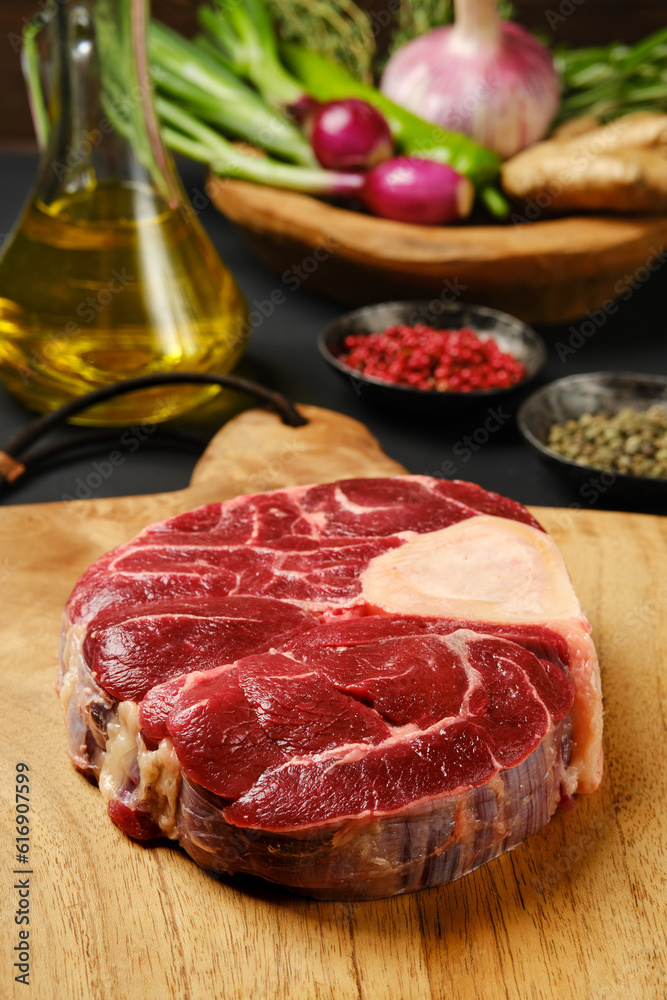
[319,300,547,415]
[517,372,667,501]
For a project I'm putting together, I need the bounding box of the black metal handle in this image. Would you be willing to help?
[0,373,308,488]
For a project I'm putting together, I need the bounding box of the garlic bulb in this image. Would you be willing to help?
[381,0,560,159]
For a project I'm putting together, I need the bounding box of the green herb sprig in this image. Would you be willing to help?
[555,28,667,123]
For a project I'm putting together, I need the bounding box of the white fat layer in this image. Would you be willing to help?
[59,621,115,774]
[361,515,582,624]
[99,702,140,801]
[59,621,90,710]
[98,702,182,839]
[59,665,77,724]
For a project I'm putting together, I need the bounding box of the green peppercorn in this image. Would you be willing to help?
[546,406,667,479]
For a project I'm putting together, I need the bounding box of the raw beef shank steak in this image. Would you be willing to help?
[59,476,602,899]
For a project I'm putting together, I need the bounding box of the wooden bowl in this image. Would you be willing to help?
[207,175,667,325]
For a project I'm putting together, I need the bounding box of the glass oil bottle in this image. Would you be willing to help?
[0,0,249,425]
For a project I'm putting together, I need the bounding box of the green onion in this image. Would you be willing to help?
[197,1,304,107]
[157,96,365,195]
[149,21,315,165]
[21,19,50,150]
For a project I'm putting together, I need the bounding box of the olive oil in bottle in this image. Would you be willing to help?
[0,181,248,424]
[0,0,248,425]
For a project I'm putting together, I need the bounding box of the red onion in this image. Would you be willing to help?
[362,157,473,225]
[380,0,560,159]
[311,99,394,171]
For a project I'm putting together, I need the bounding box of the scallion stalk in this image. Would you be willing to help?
[150,21,315,165]
[197,0,304,108]
[156,96,365,195]
[21,19,50,151]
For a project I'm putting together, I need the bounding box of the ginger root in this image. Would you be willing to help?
[503,112,667,214]
[550,116,601,142]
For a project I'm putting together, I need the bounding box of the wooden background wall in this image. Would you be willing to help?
[0,0,664,145]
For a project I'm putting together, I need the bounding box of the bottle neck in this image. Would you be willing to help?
[36,0,180,213]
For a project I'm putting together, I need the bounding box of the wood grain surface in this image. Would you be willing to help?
[1,404,665,1000]
[207,176,667,325]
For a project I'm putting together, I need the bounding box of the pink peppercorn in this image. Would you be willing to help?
[338,324,527,392]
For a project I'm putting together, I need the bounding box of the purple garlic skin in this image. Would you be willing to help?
[381,21,560,159]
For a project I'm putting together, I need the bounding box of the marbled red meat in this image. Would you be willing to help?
[58,476,602,899]
[83,597,316,701]
[144,626,574,830]
[66,477,541,623]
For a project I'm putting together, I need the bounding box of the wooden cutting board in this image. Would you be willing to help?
[1,405,665,1000]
